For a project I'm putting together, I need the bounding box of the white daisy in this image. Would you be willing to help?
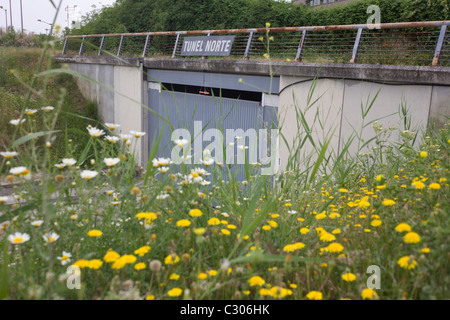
[80,170,98,180]
[9,166,31,179]
[174,139,188,147]
[0,151,18,159]
[87,127,105,138]
[41,106,54,112]
[62,158,77,167]
[105,123,120,130]
[43,232,60,243]
[25,109,38,115]
[104,158,120,167]
[31,220,44,227]
[105,135,120,143]
[8,232,30,245]
[57,252,72,265]
[10,119,26,126]
[130,130,146,138]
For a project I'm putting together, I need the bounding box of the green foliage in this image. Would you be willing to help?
[69,0,450,36]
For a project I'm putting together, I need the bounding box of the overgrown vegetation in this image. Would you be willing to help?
[70,0,448,36]
[0,47,101,165]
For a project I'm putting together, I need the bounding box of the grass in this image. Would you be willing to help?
[0,47,102,166]
[0,6,449,300]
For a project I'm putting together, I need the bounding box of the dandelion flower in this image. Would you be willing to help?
[164,254,180,265]
[341,273,356,282]
[134,262,146,270]
[361,288,378,300]
[248,276,265,287]
[419,151,428,158]
[189,209,203,217]
[306,291,323,300]
[411,180,425,189]
[382,199,396,206]
[208,217,221,226]
[324,242,344,253]
[176,219,191,227]
[167,288,182,297]
[371,219,382,227]
[398,256,417,270]
[87,229,103,237]
[198,273,208,280]
[134,246,151,257]
[403,232,421,244]
[429,183,441,190]
[88,259,103,269]
[395,223,412,233]
[103,249,120,263]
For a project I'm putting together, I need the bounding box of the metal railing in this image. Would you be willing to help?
[62,21,450,66]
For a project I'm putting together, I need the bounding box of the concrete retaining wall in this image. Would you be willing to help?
[53,55,450,170]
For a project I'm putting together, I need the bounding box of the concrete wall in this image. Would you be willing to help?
[62,57,147,166]
[54,56,450,171]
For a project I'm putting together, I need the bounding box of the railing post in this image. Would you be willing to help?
[117,35,125,56]
[295,30,307,62]
[432,25,447,66]
[172,33,181,58]
[79,36,86,56]
[244,30,255,60]
[98,36,105,56]
[202,32,211,60]
[62,37,68,55]
[143,34,151,58]
[350,28,363,64]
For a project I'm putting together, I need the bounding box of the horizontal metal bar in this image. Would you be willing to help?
[65,20,450,39]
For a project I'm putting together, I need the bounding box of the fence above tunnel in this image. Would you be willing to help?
[62,21,450,66]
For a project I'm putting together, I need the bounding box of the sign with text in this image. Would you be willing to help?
[181,36,235,57]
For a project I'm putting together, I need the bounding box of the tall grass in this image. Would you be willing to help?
[0,1,449,300]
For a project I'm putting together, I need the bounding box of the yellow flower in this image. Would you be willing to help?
[332,229,341,235]
[262,225,271,231]
[306,291,323,300]
[248,276,265,287]
[134,246,151,257]
[341,273,356,282]
[193,228,206,236]
[207,217,221,225]
[167,288,183,297]
[164,254,180,265]
[73,259,90,268]
[429,183,441,190]
[198,273,208,280]
[371,219,382,227]
[320,232,336,242]
[421,248,430,253]
[395,223,412,233]
[103,249,120,263]
[87,229,102,237]
[134,262,146,270]
[324,242,344,253]
[221,229,231,236]
[419,151,427,158]
[269,286,292,298]
[208,270,218,277]
[411,181,425,189]
[300,227,310,234]
[361,288,378,300]
[169,273,180,280]
[145,295,155,300]
[338,188,348,193]
[382,199,396,206]
[398,256,417,270]
[136,212,157,221]
[404,232,421,244]
[88,259,103,269]
[176,219,191,227]
[189,208,203,217]
[259,288,270,296]
[315,213,327,220]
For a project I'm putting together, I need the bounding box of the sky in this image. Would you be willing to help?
[0,0,117,34]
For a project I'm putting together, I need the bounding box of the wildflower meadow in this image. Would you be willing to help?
[0,1,449,302]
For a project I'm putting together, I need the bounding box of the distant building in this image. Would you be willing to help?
[294,0,360,9]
